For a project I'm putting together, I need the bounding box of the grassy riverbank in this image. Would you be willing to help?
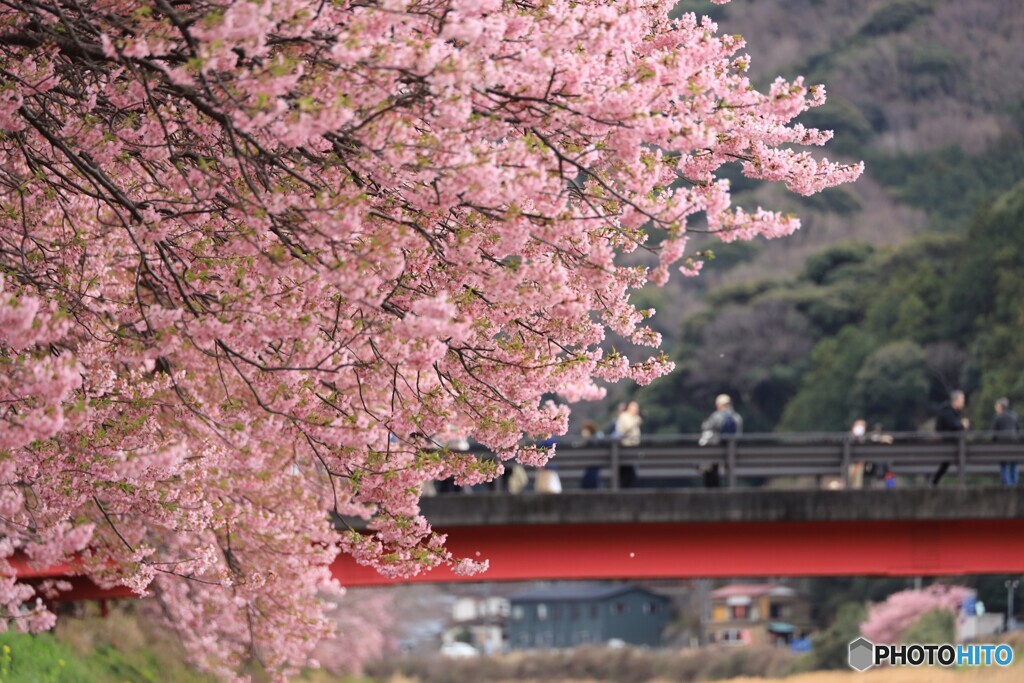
[0,607,215,683]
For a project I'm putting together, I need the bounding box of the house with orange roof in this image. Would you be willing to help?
[707,583,812,646]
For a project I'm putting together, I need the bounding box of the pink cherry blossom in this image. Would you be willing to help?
[0,0,859,677]
[861,585,972,644]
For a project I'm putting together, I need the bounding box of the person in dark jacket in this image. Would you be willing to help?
[932,390,969,486]
[992,397,1020,487]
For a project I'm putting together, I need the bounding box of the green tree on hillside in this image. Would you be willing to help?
[850,341,930,430]
[641,180,1024,434]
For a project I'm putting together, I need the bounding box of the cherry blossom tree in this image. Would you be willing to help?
[0,0,860,677]
[311,587,396,676]
[861,585,971,644]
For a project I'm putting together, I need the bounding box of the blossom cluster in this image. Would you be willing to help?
[0,0,859,677]
[861,585,972,644]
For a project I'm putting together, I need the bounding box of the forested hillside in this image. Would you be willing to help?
[638,180,1024,432]
[606,0,1024,433]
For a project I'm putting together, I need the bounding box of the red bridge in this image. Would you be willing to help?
[330,432,1024,584]
[21,488,1024,599]
[335,488,1024,585]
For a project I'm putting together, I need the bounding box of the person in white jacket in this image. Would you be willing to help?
[615,401,642,447]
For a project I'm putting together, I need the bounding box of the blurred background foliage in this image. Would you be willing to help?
[586,0,1024,436]
[629,182,1024,433]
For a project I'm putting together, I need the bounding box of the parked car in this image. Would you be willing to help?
[440,642,479,659]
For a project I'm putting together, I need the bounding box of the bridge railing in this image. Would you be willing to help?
[468,431,1024,491]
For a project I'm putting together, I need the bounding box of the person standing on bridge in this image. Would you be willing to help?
[613,401,642,487]
[992,397,1019,487]
[607,402,626,440]
[848,419,868,489]
[615,401,643,447]
[932,389,969,486]
[699,394,743,446]
[698,395,743,488]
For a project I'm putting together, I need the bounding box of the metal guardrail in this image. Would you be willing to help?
[468,432,1024,491]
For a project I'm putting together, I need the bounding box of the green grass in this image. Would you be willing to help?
[0,606,377,683]
[0,606,216,683]
[0,632,91,683]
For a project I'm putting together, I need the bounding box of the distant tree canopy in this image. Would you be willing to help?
[850,341,929,431]
[634,179,1024,433]
[806,602,867,671]
[608,0,1024,436]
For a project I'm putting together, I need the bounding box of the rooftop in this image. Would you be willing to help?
[509,583,666,603]
[711,583,797,599]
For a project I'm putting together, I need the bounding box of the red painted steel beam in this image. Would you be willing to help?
[330,519,1024,586]
[7,554,76,579]
[27,577,138,602]
[9,554,138,602]
[21,518,1024,598]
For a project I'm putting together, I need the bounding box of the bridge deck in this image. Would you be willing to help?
[414,488,1024,525]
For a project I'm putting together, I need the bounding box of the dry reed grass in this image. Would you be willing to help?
[706,665,1022,683]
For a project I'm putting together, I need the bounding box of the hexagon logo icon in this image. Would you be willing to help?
[849,637,874,672]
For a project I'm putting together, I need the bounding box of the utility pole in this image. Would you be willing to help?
[1005,579,1019,631]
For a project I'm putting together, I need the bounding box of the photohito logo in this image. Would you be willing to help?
[849,637,1014,671]
[848,637,874,671]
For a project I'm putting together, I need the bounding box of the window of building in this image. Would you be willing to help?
[643,602,659,615]
[613,602,628,615]
[730,605,749,620]
[720,628,742,643]
[770,602,790,619]
[590,605,599,619]
[537,603,548,620]
[570,605,581,620]
[552,604,563,620]
[512,605,525,621]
